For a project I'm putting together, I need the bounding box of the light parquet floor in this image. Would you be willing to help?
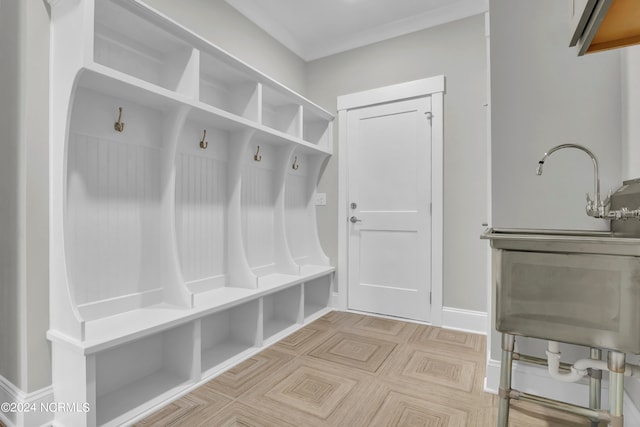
[136,311,603,426]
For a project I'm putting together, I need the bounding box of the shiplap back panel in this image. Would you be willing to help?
[241,148,277,271]
[175,153,227,284]
[65,88,165,306]
[66,133,163,305]
[285,155,311,262]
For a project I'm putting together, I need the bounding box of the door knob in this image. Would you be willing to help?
[350,216,362,223]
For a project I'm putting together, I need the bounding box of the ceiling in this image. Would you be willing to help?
[224,0,488,61]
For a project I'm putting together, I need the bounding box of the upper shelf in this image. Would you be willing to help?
[75,66,332,156]
[91,0,334,150]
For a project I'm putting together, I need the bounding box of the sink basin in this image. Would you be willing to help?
[482,227,640,353]
[484,227,640,256]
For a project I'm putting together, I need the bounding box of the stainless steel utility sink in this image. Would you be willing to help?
[482,227,640,353]
[485,227,640,256]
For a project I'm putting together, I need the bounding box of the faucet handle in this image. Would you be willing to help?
[586,193,597,216]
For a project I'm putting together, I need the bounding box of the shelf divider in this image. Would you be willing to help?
[228,129,259,288]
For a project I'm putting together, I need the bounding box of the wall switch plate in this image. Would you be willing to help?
[315,193,327,206]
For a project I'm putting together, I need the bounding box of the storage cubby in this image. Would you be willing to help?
[94,0,197,97]
[263,286,302,342]
[200,301,259,375]
[199,52,260,121]
[262,85,302,138]
[241,142,288,278]
[285,151,331,272]
[242,143,277,275]
[303,106,333,148]
[66,86,170,322]
[285,152,313,264]
[95,323,195,426]
[175,117,230,293]
[304,276,332,320]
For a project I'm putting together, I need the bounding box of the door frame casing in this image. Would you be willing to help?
[336,76,445,326]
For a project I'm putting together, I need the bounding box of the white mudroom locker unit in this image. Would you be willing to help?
[47,0,335,425]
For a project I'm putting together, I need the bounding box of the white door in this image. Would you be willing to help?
[347,97,432,321]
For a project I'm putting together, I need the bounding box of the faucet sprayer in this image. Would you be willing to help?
[536,144,608,218]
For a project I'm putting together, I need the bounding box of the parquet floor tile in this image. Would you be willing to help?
[203,348,295,398]
[368,390,470,426]
[306,331,397,373]
[242,357,377,427]
[134,385,231,426]
[270,323,334,356]
[137,311,605,426]
[339,315,418,343]
[192,402,299,427]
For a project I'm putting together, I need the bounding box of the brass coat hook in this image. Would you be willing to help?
[114,107,125,132]
[200,129,208,149]
[254,145,262,161]
[292,156,299,170]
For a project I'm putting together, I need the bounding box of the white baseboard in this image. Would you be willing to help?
[485,358,640,424]
[0,375,54,427]
[441,306,487,335]
[343,306,488,335]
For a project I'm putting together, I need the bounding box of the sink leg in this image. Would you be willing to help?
[589,348,602,427]
[498,333,515,427]
[608,351,625,427]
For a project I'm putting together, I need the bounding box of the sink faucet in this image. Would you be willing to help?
[536,144,609,218]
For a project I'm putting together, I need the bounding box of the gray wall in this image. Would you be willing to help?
[23,0,51,393]
[0,0,22,389]
[622,45,640,180]
[0,0,51,392]
[490,0,621,232]
[617,43,640,411]
[488,0,632,396]
[144,0,308,94]
[307,15,489,311]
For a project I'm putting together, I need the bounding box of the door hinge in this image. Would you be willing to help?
[429,292,432,305]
